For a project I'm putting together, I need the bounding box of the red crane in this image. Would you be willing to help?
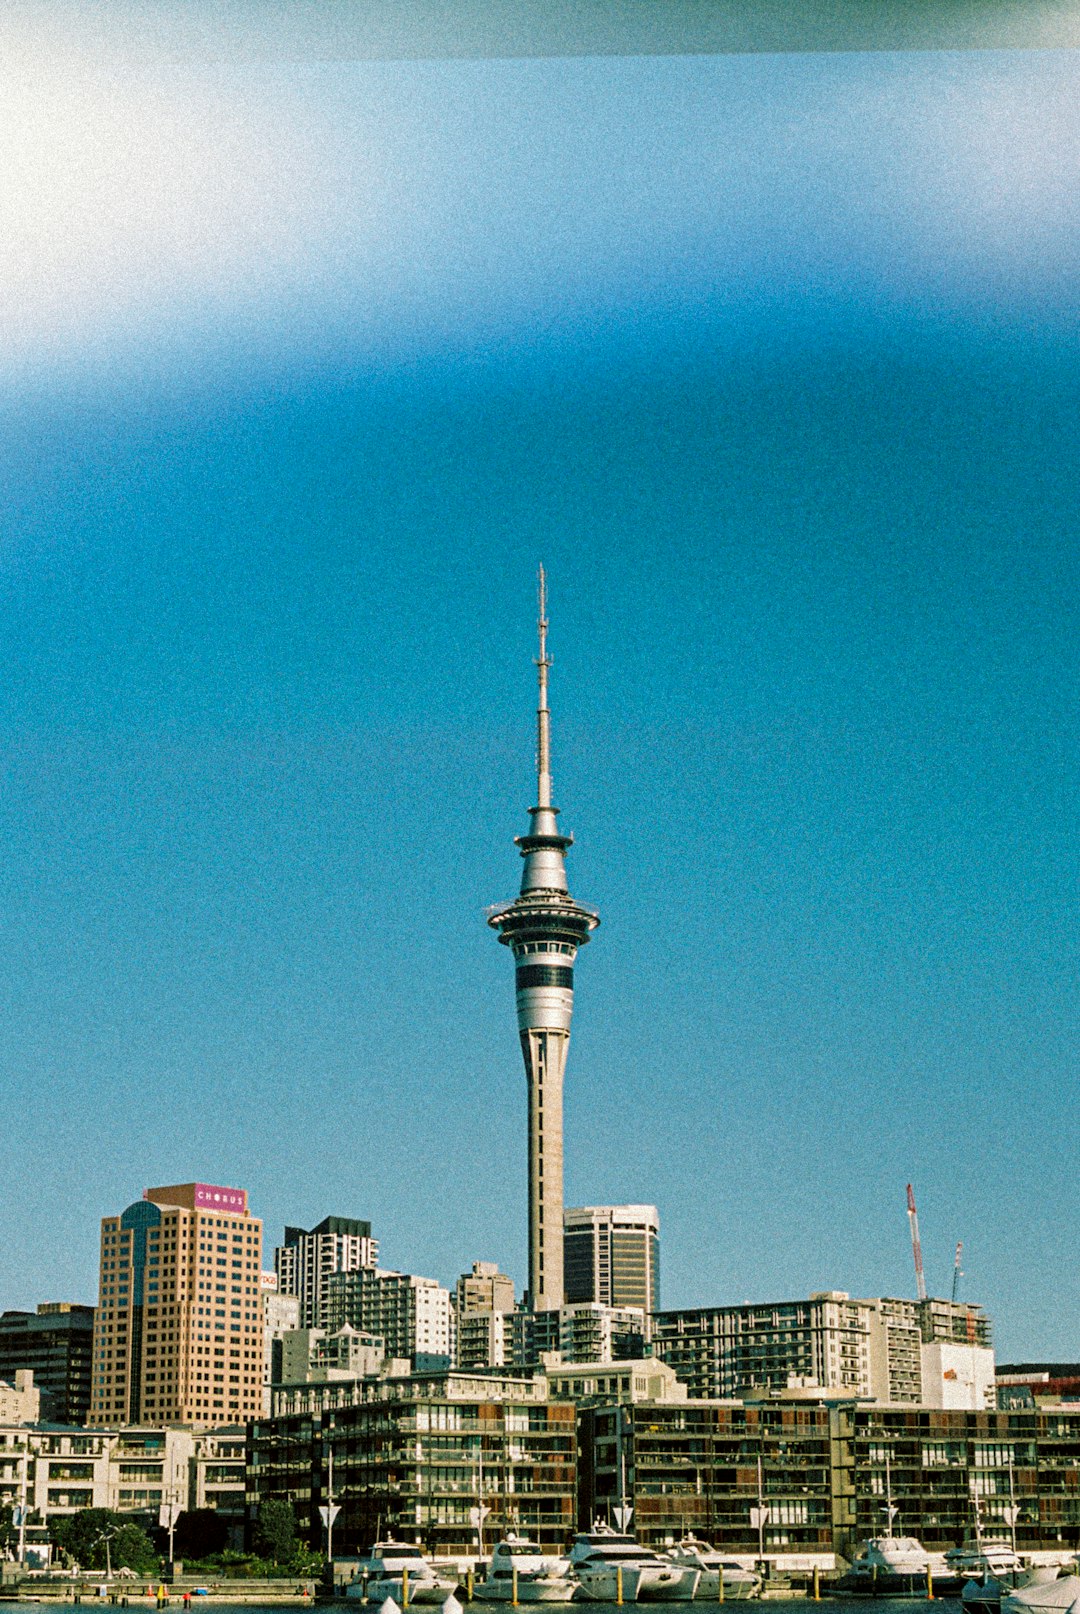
[906,1183,928,1302]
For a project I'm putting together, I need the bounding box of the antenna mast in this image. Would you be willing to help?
[535,564,552,810]
[907,1183,928,1302]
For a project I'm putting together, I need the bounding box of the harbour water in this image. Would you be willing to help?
[0,1603,963,1612]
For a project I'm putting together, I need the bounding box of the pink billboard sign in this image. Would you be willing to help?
[194,1183,247,1214]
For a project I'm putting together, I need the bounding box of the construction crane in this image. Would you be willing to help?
[906,1183,928,1302]
[952,1241,964,1304]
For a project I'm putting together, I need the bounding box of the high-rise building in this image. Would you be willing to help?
[488,570,599,1312]
[0,1304,95,1425]
[89,1181,264,1429]
[564,1205,660,1315]
[273,1216,378,1329]
[324,1268,452,1369]
[455,1261,516,1319]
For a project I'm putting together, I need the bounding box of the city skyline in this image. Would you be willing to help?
[2,34,1078,1359]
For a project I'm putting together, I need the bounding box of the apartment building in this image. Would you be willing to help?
[653,1293,994,1408]
[248,1369,576,1555]
[324,1268,452,1369]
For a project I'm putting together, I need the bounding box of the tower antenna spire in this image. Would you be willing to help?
[536,564,552,809]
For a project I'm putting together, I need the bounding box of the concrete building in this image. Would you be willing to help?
[545,1355,686,1407]
[564,1205,660,1315]
[90,1181,264,1429]
[273,1216,378,1329]
[509,1303,648,1373]
[998,1365,1080,1409]
[248,1368,577,1554]
[653,1293,994,1408]
[0,1370,40,1424]
[488,570,599,1313]
[0,1305,95,1426]
[278,1324,388,1384]
[453,1263,516,1371]
[456,1261,516,1318]
[324,1267,452,1369]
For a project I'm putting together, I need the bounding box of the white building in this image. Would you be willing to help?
[0,1371,40,1425]
[0,1423,246,1529]
[324,1268,453,1367]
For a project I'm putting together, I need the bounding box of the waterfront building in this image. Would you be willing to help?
[575,1398,1080,1560]
[0,1304,95,1426]
[564,1205,660,1315]
[0,1421,246,1536]
[247,1368,577,1555]
[89,1181,264,1429]
[323,1266,452,1369]
[577,1398,835,1554]
[653,1292,994,1408]
[273,1215,378,1329]
[488,571,599,1312]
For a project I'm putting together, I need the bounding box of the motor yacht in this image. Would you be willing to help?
[346,1541,461,1604]
[569,1527,700,1602]
[665,1539,762,1600]
[948,1541,1027,1579]
[473,1536,575,1603]
[833,1536,938,1595]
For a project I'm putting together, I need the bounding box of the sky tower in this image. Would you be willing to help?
[488,569,599,1312]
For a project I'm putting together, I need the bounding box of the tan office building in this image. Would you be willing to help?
[90,1182,264,1429]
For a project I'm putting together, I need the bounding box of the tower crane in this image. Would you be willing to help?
[951,1241,964,1304]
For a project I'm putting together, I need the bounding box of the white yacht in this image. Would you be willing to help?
[948,1541,1026,1578]
[569,1527,701,1602]
[473,1536,575,1603]
[346,1541,461,1604]
[834,1536,935,1594]
[665,1539,762,1600]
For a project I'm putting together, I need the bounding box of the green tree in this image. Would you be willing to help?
[252,1499,297,1565]
[48,1509,158,1574]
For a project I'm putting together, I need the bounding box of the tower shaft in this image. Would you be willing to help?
[489,571,598,1312]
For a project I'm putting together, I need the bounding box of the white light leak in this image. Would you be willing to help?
[0,22,1076,388]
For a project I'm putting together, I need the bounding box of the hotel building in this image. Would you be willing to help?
[90,1181,264,1429]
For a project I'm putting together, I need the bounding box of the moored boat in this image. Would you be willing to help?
[473,1536,575,1603]
[569,1526,700,1602]
[833,1536,940,1596]
[346,1541,461,1604]
[665,1538,762,1600]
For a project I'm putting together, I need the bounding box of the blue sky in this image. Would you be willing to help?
[2,42,1078,1358]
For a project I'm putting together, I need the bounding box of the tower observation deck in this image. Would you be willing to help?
[488,569,599,1313]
